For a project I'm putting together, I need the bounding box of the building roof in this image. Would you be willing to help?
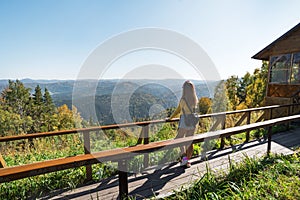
[252,22,300,60]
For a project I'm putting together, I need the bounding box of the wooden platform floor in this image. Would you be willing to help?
[41,127,300,200]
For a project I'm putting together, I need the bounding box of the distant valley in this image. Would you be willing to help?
[0,79,218,124]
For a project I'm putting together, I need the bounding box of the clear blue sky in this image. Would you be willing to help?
[1,0,300,80]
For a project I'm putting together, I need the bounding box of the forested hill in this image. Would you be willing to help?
[0,79,218,124]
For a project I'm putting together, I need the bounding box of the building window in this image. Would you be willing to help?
[269,54,291,83]
[291,52,300,84]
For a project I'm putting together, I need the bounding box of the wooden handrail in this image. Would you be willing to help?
[1,113,300,187]
[0,119,175,142]
[0,104,298,143]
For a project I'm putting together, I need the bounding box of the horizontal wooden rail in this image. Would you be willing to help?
[0,104,297,143]
[1,113,300,184]
[0,119,173,142]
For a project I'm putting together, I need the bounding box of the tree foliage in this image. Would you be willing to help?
[198,97,212,114]
[0,80,83,136]
[212,80,230,113]
[198,61,268,114]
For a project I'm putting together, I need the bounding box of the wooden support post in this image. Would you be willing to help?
[245,111,251,142]
[118,159,128,199]
[267,126,272,156]
[220,114,226,149]
[210,116,222,131]
[0,154,7,168]
[142,125,149,169]
[286,106,291,130]
[83,131,92,181]
[234,113,247,127]
[136,128,144,145]
[270,108,273,120]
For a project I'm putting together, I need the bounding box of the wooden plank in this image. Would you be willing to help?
[83,131,92,181]
[0,105,286,143]
[142,125,149,169]
[0,154,6,168]
[234,112,247,127]
[118,159,128,198]
[136,128,144,145]
[255,113,265,123]
[246,111,251,142]
[0,149,129,183]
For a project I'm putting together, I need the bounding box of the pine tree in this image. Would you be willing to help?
[1,80,33,133]
[33,85,43,106]
[225,75,240,110]
[237,72,252,105]
[43,88,55,114]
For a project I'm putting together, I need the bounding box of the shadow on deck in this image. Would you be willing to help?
[42,127,300,200]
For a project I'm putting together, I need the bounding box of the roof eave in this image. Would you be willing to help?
[252,22,300,61]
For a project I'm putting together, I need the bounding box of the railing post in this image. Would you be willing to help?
[118,159,128,199]
[83,131,92,181]
[0,154,7,168]
[286,105,291,130]
[267,126,272,156]
[220,114,226,149]
[142,125,149,169]
[245,111,251,142]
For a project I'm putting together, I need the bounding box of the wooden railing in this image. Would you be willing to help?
[0,103,300,198]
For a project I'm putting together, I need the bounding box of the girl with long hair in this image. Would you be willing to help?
[167,80,198,167]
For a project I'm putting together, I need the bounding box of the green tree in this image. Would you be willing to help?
[245,68,267,107]
[1,80,33,133]
[56,104,83,130]
[237,72,252,105]
[225,75,240,110]
[43,88,55,114]
[42,88,58,132]
[33,85,43,106]
[0,104,23,136]
[212,80,230,112]
[198,97,212,114]
[31,85,44,133]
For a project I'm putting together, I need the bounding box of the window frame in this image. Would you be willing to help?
[269,52,300,84]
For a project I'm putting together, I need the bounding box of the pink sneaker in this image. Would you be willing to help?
[186,162,191,168]
[181,156,189,166]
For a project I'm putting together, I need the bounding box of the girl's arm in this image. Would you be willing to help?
[169,100,182,119]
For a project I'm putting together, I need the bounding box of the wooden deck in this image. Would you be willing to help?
[41,127,300,200]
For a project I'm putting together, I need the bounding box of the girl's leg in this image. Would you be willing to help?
[176,128,188,157]
[185,129,195,159]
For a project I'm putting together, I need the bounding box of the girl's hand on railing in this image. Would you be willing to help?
[165,118,172,122]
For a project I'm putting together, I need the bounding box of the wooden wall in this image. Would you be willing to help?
[267,84,300,98]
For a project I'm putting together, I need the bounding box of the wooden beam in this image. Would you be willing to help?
[118,159,128,199]
[0,154,6,168]
[245,111,251,142]
[0,105,286,143]
[267,126,272,156]
[142,125,149,169]
[83,131,92,181]
[234,113,247,127]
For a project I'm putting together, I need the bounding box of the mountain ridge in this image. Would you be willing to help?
[0,79,218,124]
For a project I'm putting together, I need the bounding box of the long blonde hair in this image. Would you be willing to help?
[182,80,198,110]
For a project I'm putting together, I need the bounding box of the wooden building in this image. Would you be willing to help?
[252,22,300,107]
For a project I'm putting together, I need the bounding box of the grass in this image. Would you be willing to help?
[0,134,119,199]
[164,153,300,200]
